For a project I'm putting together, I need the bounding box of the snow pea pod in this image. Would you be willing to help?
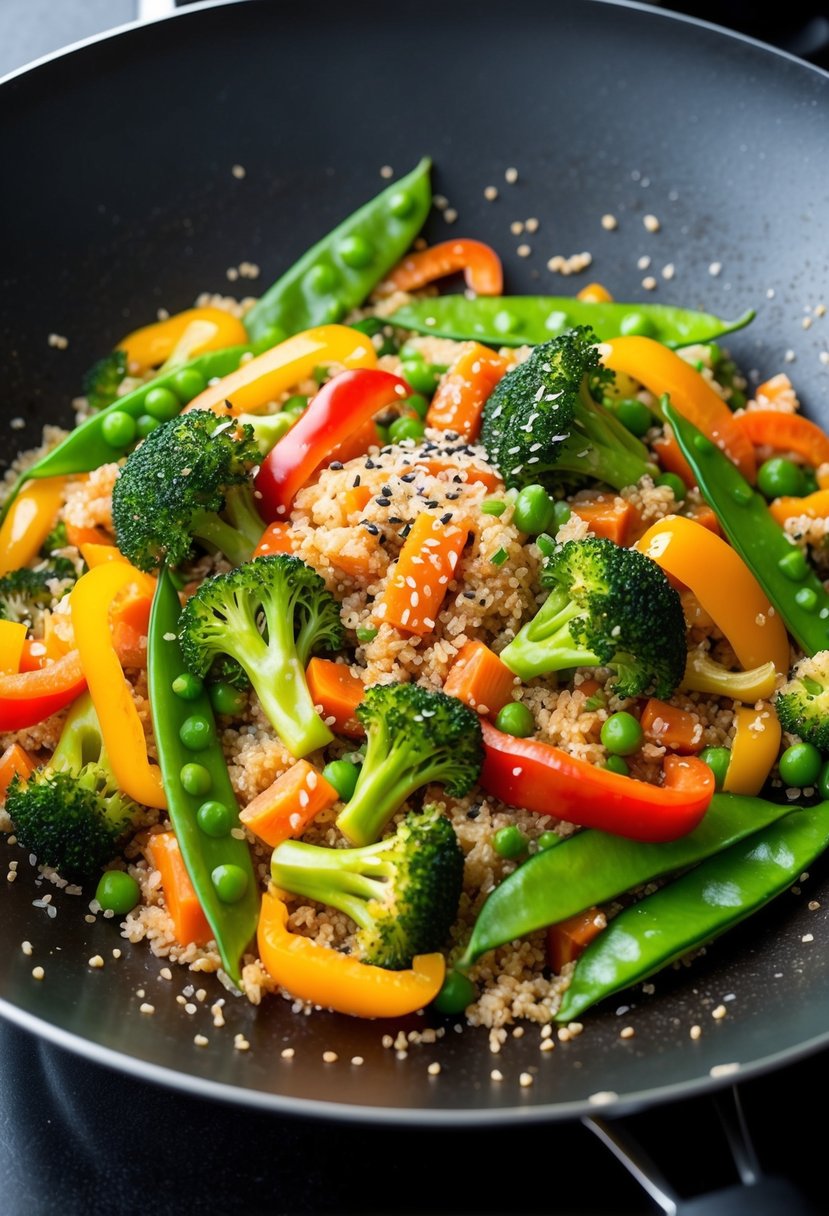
[245,158,432,350]
[387,295,754,350]
[457,791,792,970]
[557,802,829,1022]
[148,566,259,984]
[665,398,829,656]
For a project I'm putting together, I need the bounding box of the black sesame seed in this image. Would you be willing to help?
[440,512,453,525]
[375,497,391,507]
[463,590,476,599]
[329,461,343,470]
[400,473,416,483]
[388,516,403,524]
[382,485,393,497]
[365,458,376,469]
[361,521,380,536]
[400,523,412,539]
[352,474,361,487]
[425,500,439,509]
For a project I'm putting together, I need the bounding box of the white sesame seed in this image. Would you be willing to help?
[642,276,657,291]
[139,1002,155,1015]
[712,1004,727,1020]
[540,1039,556,1053]
[32,966,45,981]
[505,167,519,184]
[803,316,813,330]
[88,955,104,969]
[643,214,660,232]
[379,164,394,179]
[601,213,618,231]
[351,1056,364,1066]
[620,1026,635,1040]
[484,185,498,201]
[519,1072,534,1088]
[690,1024,702,1040]
[517,244,532,258]
[194,1034,209,1048]
[427,1062,441,1076]
[588,1091,619,1106]
[662,263,675,280]
[802,933,815,943]
[21,941,32,956]
[184,1002,197,1016]
[231,164,246,179]
[819,352,829,366]
[525,217,540,233]
[710,1062,739,1078]
[444,208,458,224]
[323,1051,338,1064]
[234,1034,250,1052]
[490,1069,504,1081]
[637,254,651,270]
[809,900,821,911]
[510,220,524,235]
[160,967,172,981]
[281,1047,295,1060]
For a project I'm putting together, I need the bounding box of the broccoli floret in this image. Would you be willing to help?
[270,806,464,970]
[774,652,829,753]
[82,349,127,412]
[500,537,686,698]
[40,519,69,557]
[481,327,656,492]
[178,554,343,758]
[0,557,77,625]
[111,410,265,572]
[335,683,483,846]
[236,410,293,456]
[5,693,141,883]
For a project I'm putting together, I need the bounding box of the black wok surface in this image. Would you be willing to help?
[2,0,829,1123]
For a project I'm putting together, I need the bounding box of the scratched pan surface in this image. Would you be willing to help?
[1,0,829,1123]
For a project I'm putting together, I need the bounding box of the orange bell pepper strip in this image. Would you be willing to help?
[723,703,781,797]
[602,337,756,481]
[240,759,339,847]
[443,640,515,717]
[384,239,503,296]
[0,650,86,731]
[0,620,27,675]
[769,489,829,526]
[426,343,509,441]
[377,512,469,636]
[70,562,166,809]
[733,409,829,469]
[65,522,111,549]
[146,832,212,947]
[0,742,35,801]
[118,307,249,375]
[183,324,377,417]
[257,890,445,1018]
[635,515,790,675]
[306,658,365,738]
[0,477,66,576]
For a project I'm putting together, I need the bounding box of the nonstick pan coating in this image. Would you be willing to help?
[1,0,829,1123]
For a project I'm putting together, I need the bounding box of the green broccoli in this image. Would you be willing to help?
[5,692,141,883]
[236,410,293,456]
[0,557,77,626]
[481,326,656,492]
[500,537,687,698]
[335,683,483,847]
[774,652,829,753]
[270,806,464,970]
[178,554,343,758]
[111,409,265,572]
[82,349,128,412]
[40,519,69,557]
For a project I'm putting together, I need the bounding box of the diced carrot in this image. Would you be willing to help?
[66,522,111,548]
[146,832,211,947]
[253,521,298,557]
[768,489,829,527]
[0,742,35,801]
[571,498,639,546]
[426,343,509,441]
[306,657,365,738]
[576,283,613,303]
[733,409,829,468]
[240,759,339,847]
[343,486,372,517]
[685,504,722,536]
[640,698,705,755]
[324,418,382,467]
[378,512,469,637]
[576,677,603,699]
[328,549,375,579]
[443,640,515,716]
[546,907,606,973]
[411,458,502,493]
[0,620,27,674]
[652,429,695,489]
[112,620,147,668]
[755,373,795,406]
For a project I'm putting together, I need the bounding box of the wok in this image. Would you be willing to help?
[1,0,829,1128]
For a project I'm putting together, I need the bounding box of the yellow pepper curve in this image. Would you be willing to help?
[0,476,66,576]
[118,307,249,375]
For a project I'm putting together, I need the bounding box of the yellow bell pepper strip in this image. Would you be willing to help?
[69,562,166,809]
[77,541,156,594]
[0,477,66,576]
[577,282,614,303]
[117,307,249,375]
[602,336,756,481]
[723,703,782,797]
[635,515,790,675]
[182,324,377,417]
[0,621,26,674]
[682,652,778,704]
[257,890,445,1018]
[769,489,829,527]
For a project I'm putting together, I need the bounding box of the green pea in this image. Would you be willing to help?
[700,746,731,791]
[656,472,687,502]
[171,367,207,402]
[803,469,819,495]
[179,715,213,751]
[211,863,249,904]
[388,189,415,218]
[338,234,373,268]
[694,433,715,454]
[400,360,440,397]
[493,824,528,859]
[405,393,430,419]
[432,968,476,1014]
[615,397,653,438]
[312,365,329,386]
[728,388,747,410]
[481,499,507,516]
[388,416,426,443]
[306,263,338,293]
[281,394,308,421]
[513,484,556,535]
[604,755,630,776]
[779,549,809,582]
[536,532,556,558]
[209,681,247,716]
[197,800,234,838]
[144,385,181,422]
[101,410,137,449]
[818,759,829,800]
[356,625,378,644]
[136,413,161,438]
[757,457,808,500]
[171,672,204,701]
[494,702,535,738]
[322,759,361,802]
[795,587,819,612]
[180,763,212,796]
[601,712,643,756]
[779,742,823,788]
[537,831,561,852]
[95,870,141,915]
[619,312,657,338]
[552,501,572,529]
[398,344,424,363]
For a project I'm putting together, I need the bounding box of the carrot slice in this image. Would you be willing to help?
[734,409,829,468]
[640,698,705,755]
[411,458,502,493]
[253,522,298,557]
[685,504,722,536]
[0,742,35,801]
[443,640,515,716]
[306,657,365,738]
[426,343,509,441]
[240,759,339,848]
[652,429,695,489]
[146,832,211,947]
[66,522,111,548]
[343,486,372,516]
[377,513,469,636]
[546,907,606,973]
[571,498,639,546]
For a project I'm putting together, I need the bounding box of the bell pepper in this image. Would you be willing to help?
[723,703,782,797]
[0,476,66,576]
[118,307,249,374]
[257,890,445,1018]
[602,336,756,481]
[734,410,829,470]
[0,620,26,675]
[384,239,503,296]
[635,515,790,674]
[255,369,410,518]
[69,562,166,809]
[183,324,377,417]
[769,489,829,527]
[0,650,86,731]
[479,720,714,842]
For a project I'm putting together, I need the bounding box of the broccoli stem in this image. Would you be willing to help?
[50,693,114,779]
[500,590,600,680]
[269,837,391,931]
[336,742,427,846]
[189,485,263,568]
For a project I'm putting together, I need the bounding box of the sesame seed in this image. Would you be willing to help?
[444,208,458,224]
[234,1034,250,1051]
[231,164,246,179]
[637,254,651,270]
[643,214,661,232]
[820,352,829,366]
[690,1024,702,1040]
[139,1002,155,1015]
[540,1039,555,1052]
[379,165,394,179]
[184,1002,197,1016]
[525,217,540,233]
[281,1047,295,1060]
[809,900,821,911]
[510,220,524,235]
[662,263,676,280]
[620,1026,635,1040]
[323,1050,338,1064]
[484,185,498,201]
[427,1062,441,1076]
[32,966,45,981]
[519,1072,534,1088]
[710,1062,739,1078]
[88,955,104,969]
[490,1069,504,1081]
[351,1056,364,1066]
[160,967,172,980]
[803,316,813,330]
[21,941,32,956]
[194,1034,209,1048]
[505,167,519,184]
[642,276,657,291]
[601,213,618,231]
[112,948,122,959]
[802,933,815,943]
[712,1004,727,1020]
[517,244,532,258]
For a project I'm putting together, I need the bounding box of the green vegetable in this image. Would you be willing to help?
[500,537,687,698]
[600,711,643,756]
[335,683,483,846]
[148,567,258,984]
[101,411,137,448]
[655,472,687,502]
[355,625,378,644]
[513,485,556,535]
[280,395,308,421]
[613,397,653,438]
[820,761,829,799]
[432,968,477,1015]
[208,681,247,717]
[700,746,731,790]
[244,158,432,349]
[493,824,528,859]
[171,672,204,701]
[178,554,343,758]
[480,500,507,517]
[270,806,463,969]
[388,416,426,443]
[111,410,264,572]
[494,701,535,738]
[481,328,656,493]
[778,742,822,788]
[757,457,808,500]
[322,759,360,802]
[665,399,829,656]
[557,803,829,1021]
[604,755,629,776]
[774,654,829,753]
[0,557,77,625]
[405,393,430,419]
[537,831,561,851]
[82,349,127,412]
[400,360,441,397]
[179,715,213,752]
[144,385,181,422]
[95,870,141,914]
[388,295,755,350]
[490,548,509,567]
[5,693,141,883]
[136,414,161,438]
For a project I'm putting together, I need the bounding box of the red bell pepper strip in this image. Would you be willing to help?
[255,369,410,519]
[479,720,714,843]
[0,650,87,731]
[385,239,503,296]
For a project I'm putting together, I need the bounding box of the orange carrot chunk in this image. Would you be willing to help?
[426,343,509,441]
[443,640,515,716]
[146,832,212,947]
[253,522,298,557]
[640,698,705,755]
[378,512,469,637]
[306,657,365,738]
[570,498,639,546]
[686,504,722,536]
[411,458,501,493]
[0,742,35,801]
[547,907,606,973]
[343,485,372,517]
[240,759,339,848]
[652,429,695,489]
